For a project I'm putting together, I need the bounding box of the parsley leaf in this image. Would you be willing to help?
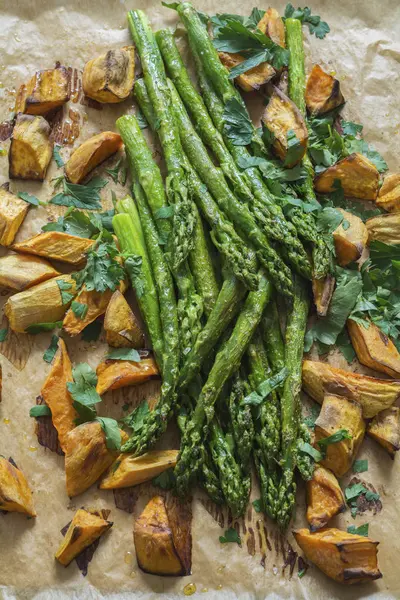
[18,192,43,206]
[238,155,307,183]
[50,177,107,210]
[223,97,253,146]
[124,255,145,298]
[345,482,367,502]
[25,321,62,334]
[67,363,102,423]
[298,441,322,462]
[252,498,262,513]
[347,523,369,537]
[242,367,288,405]
[353,459,368,473]
[29,405,51,417]
[73,240,125,294]
[219,527,241,545]
[95,416,121,451]
[285,130,304,167]
[53,144,65,167]
[336,329,356,363]
[318,429,352,456]
[106,348,141,362]
[303,404,320,430]
[57,279,75,305]
[42,208,100,238]
[136,109,148,130]
[122,401,150,432]
[71,301,88,320]
[0,328,8,342]
[284,4,330,39]
[153,468,176,490]
[365,490,380,502]
[155,206,174,220]
[81,319,102,342]
[43,334,59,363]
[105,159,123,184]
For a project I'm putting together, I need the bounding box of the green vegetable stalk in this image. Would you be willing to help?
[261,299,285,372]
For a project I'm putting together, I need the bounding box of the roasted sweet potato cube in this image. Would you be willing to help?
[314,153,380,200]
[100,450,178,489]
[302,359,400,418]
[55,508,112,566]
[0,457,36,516]
[104,290,144,348]
[305,65,344,115]
[4,274,77,333]
[257,8,285,47]
[134,496,191,576]
[347,319,400,378]
[367,406,400,458]
[366,213,400,245]
[375,173,400,212]
[65,132,122,184]
[218,52,275,92]
[312,274,335,317]
[314,394,365,477]
[262,87,308,167]
[41,338,77,452]
[15,66,70,115]
[306,466,346,531]
[64,421,126,497]
[0,253,59,291]
[333,209,368,266]
[0,188,30,247]
[9,114,52,181]
[82,47,135,104]
[96,354,159,395]
[293,528,382,584]
[13,231,95,265]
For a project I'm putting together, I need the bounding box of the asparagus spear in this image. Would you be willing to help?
[276,275,310,529]
[285,17,331,279]
[261,299,285,372]
[113,210,164,370]
[134,78,259,291]
[157,29,312,281]
[127,10,196,272]
[116,114,202,357]
[175,273,272,495]
[167,79,294,298]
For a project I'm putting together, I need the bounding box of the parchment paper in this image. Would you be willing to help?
[0,1,399,598]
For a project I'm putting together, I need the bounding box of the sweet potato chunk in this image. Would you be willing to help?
[82,47,135,103]
[312,275,335,317]
[65,132,122,184]
[306,466,346,531]
[0,253,59,291]
[100,450,178,489]
[4,274,77,333]
[0,188,29,246]
[0,457,36,517]
[305,65,344,115]
[64,421,126,497]
[9,114,52,181]
[366,212,400,245]
[314,153,380,200]
[302,360,400,418]
[218,52,275,92]
[134,496,191,576]
[314,394,365,477]
[375,173,400,212]
[15,66,70,115]
[13,231,95,265]
[104,290,144,348]
[367,406,400,458]
[55,508,112,566]
[257,8,285,47]
[262,87,308,166]
[41,338,77,452]
[96,354,159,395]
[347,319,400,378]
[333,209,368,266]
[294,528,382,584]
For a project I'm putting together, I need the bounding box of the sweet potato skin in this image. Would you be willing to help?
[65,132,123,184]
[366,212,400,245]
[314,153,380,200]
[218,52,275,92]
[9,114,53,181]
[96,355,159,395]
[375,173,400,212]
[312,275,335,317]
[55,508,112,566]
[13,231,95,265]
[104,290,144,348]
[302,359,400,418]
[306,465,346,530]
[0,253,59,291]
[82,46,135,103]
[0,188,29,246]
[15,66,70,115]
[347,319,400,378]
[100,450,178,489]
[294,527,382,584]
[0,457,36,517]
[305,64,344,115]
[333,209,368,266]
[257,8,285,47]
[367,406,400,458]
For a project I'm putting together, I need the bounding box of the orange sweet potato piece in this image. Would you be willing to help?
[9,114,52,181]
[100,450,178,489]
[305,64,344,115]
[257,8,285,47]
[55,508,112,566]
[96,354,159,395]
[65,132,123,184]
[0,253,59,291]
[0,457,36,517]
[15,66,70,115]
[306,465,346,531]
[13,231,95,265]
[218,52,275,92]
[82,47,135,104]
[0,188,29,246]
[375,173,400,212]
[366,212,400,245]
[333,209,368,266]
[347,319,400,378]
[314,153,380,200]
[104,290,144,348]
[312,274,335,317]
[367,406,400,458]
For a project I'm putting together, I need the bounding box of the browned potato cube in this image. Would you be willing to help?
[82,47,135,104]
[15,66,70,115]
[293,528,382,584]
[257,8,285,47]
[314,153,380,200]
[104,290,145,348]
[367,406,400,458]
[0,456,36,517]
[55,508,112,566]
[305,64,344,115]
[9,114,53,181]
[333,209,368,266]
[306,465,346,531]
[314,394,365,477]
[218,52,275,92]
[100,450,178,489]
[96,354,159,395]
[375,173,400,212]
[347,319,400,378]
[13,231,95,265]
[312,274,335,317]
[0,188,29,246]
[262,87,308,167]
[366,212,400,245]
[0,253,59,291]
[65,131,122,184]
